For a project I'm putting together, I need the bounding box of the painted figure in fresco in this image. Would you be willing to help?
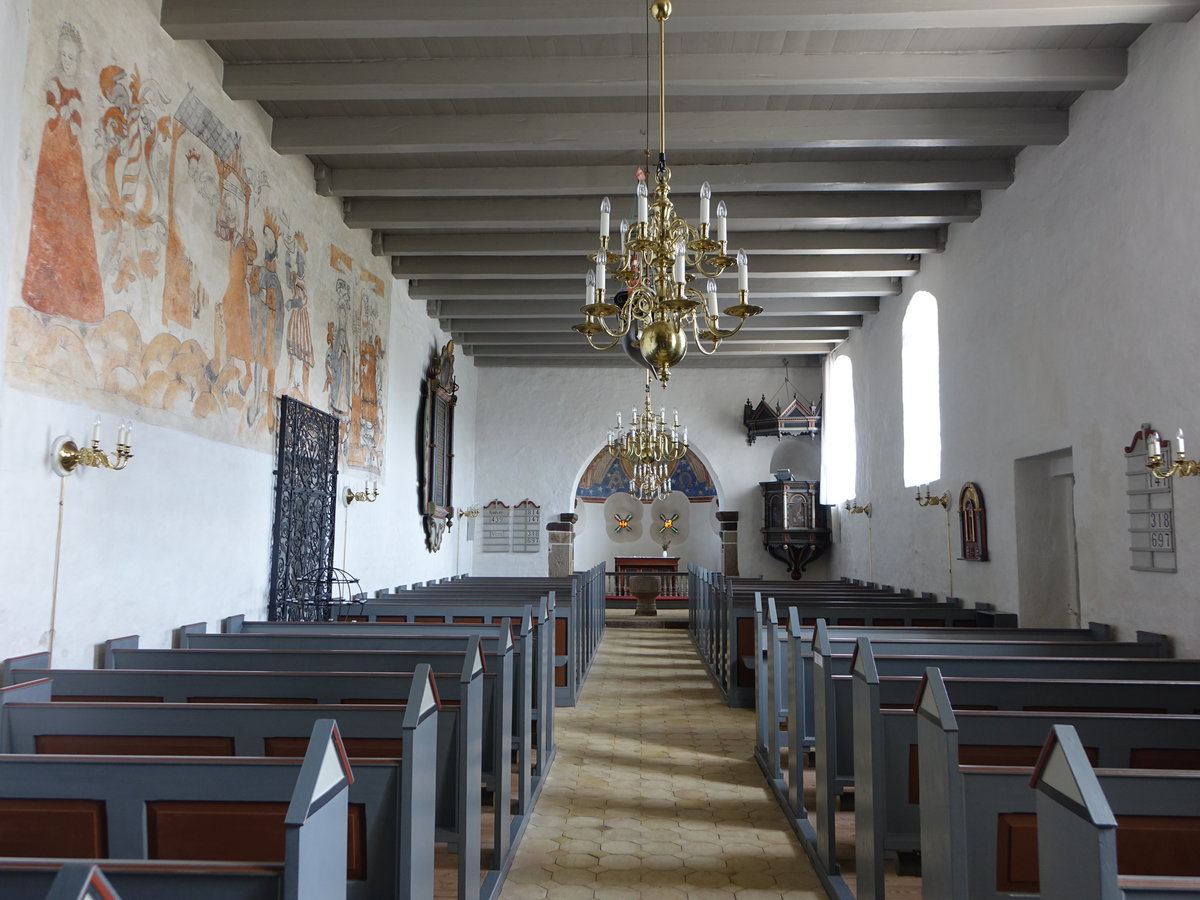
[161,117,196,329]
[214,148,255,396]
[355,334,384,466]
[93,63,170,295]
[284,231,314,398]
[22,22,105,322]
[325,277,354,418]
[246,211,286,430]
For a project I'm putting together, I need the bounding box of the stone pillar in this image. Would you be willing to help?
[716,511,740,576]
[547,513,579,576]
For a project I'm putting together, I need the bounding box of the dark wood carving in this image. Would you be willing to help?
[760,477,830,579]
[420,341,458,552]
[958,481,989,561]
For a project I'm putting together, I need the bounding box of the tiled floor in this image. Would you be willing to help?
[499,627,826,900]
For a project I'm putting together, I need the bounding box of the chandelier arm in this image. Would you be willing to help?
[585,330,627,351]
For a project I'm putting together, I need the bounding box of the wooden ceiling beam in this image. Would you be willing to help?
[427,297,882,318]
[163,0,1200,41]
[377,229,946,256]
[227,49,1124,102]
[391,254,918,280]
[439,314,865,331]
[407,277,900,300]
[324,160,1011,199]
[274,108,1067,156]
[346,192,980,231]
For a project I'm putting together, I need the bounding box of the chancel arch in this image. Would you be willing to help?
[572,442,722,573]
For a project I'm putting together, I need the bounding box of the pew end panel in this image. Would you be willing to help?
[2,654,51,687]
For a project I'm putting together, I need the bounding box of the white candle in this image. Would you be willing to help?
[617,412,622,428]
[673,409,679,427]
[92,416,102,444]
[716,201,728,243]
[599,196,611,237]
[637,181,648,224]
[619,218,628,253]
[1149,430,1163,457]
[584,268,595,302]
[1178,428,1187,456]
[124,421,133,446]
[699,182,711,226]
[595,257,606,292]
[682,427,688,444]
[705,278,719,317]
[673,241,686,283]
[737,249,749,292]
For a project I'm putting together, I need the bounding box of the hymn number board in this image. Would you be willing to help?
[480,499,542,554]
[1126,425,1177,573]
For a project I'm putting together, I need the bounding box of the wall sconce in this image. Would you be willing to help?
[345,481,379,504]
[1147,429,1200,478]
[457,505,481,519]
[914,485,950,508]
[844,500,872,517]
[51,417,134,476]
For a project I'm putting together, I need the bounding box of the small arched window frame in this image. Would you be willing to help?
[821,354,857,505]
[902,291,942,487]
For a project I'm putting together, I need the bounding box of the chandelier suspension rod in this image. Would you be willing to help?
[655,1,668,161]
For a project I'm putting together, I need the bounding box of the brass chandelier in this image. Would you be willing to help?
[573,0,762,385]
[608,373,689,499]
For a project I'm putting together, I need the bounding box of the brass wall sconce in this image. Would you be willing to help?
[457,505,481,519]
[51,417,134,476]
[914,485,950,508]
[345,481,379,504]
[844,500,872,517]
[1147,429,1200,478]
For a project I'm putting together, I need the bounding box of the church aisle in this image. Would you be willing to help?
[499,628,825,900]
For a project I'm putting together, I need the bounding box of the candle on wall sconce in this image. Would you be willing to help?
[1147,427,1200,478]
[914,484,949,508]
[51,416,135,476]
[345,481,380,504]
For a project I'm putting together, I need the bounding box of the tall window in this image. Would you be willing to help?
[902,291,941,487]
[821,354,856,505]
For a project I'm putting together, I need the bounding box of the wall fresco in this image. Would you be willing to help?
[6,9,389,472]
[575,447,717,502]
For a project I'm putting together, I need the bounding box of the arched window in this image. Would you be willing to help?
[821,354,856,505]
[902,290,942,487]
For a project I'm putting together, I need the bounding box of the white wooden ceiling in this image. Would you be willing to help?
[160,0,1200,370]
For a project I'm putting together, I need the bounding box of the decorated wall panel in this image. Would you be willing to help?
[6,4,389,474]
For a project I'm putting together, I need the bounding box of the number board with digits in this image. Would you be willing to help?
[1126,425,1177,573]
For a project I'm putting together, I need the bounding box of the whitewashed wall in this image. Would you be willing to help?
[827,17,1200,653]
[0,0,475,667]
[471,363,827,580]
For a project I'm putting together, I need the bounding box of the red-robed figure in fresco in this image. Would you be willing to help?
[22,22,105,322]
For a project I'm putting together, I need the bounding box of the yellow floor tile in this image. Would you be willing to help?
[498,629,826,899]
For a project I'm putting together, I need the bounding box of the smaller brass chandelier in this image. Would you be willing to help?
[572,0,762,385]
[608,374,689,499]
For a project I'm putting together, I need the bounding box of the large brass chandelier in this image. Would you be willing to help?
[608,374,689,499]
[573,0,762,385]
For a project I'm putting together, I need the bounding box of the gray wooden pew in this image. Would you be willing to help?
[0,859,298,900]
[808,626,1190,883]
[0,672,471,898]
[183,619,526,866]
[98,640,488,900]
[1033,725,1200,900]
[319,596,555,766]
[853,660,1200,899]
[3,654,477,900]
[218,614,538,818]
[917,672,1200,899]
[0,719,383,900]
[757,601,1110,797]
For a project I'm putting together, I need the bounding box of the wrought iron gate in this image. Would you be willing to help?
[268,396,340,620]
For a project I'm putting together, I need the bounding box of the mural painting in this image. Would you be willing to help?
[6,12,389,475]
[575,447,718,503]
